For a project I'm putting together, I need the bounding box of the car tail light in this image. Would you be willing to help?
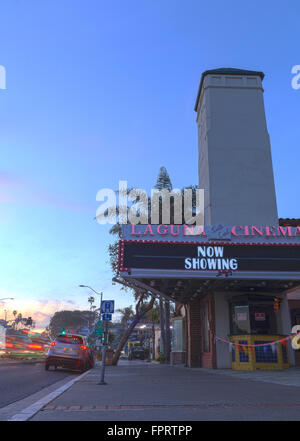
[28,344,43,350]
[50,341,57,347]
[5,343,14,348]
[80,345,87,351]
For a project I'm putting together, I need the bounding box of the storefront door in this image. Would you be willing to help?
[200,295,216,368]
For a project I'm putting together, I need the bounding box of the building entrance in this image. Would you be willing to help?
[199,295,216,368]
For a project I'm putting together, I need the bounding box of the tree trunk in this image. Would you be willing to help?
[165,299,171,363]
[111,296,155,366]
[159,296,166,358]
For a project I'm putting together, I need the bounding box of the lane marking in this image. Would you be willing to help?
[7,369,91,421]
[41,402,300,411]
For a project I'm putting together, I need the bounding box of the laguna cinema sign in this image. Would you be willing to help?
[119,224,300,276]
[120,241,300,273]
[129,224,300,238]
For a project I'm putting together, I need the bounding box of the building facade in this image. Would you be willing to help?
[118,68,300,370]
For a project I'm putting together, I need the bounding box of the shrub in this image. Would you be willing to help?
[157,353,165,363]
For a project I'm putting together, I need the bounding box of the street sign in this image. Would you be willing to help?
[101,300,114,314]
[95,320,103,329]
[102,313,112,321]
[94,329,104,336]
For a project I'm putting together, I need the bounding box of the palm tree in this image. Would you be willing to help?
[88,296,95,308]
[111,293,155,365]
[116,306,135,327]
[15,313,22,330]
[147,303,160,359]
[12,310,17,330]
[108,166,197,365]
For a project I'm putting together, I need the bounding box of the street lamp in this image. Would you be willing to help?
[79,285,103,315]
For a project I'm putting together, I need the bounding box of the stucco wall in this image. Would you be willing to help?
[214,292,231,368]
[196,73,278,226]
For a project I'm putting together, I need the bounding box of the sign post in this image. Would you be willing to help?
[98,301,114,386]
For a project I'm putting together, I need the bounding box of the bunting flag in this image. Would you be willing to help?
[215,335,292,349]
[248,346,253,360]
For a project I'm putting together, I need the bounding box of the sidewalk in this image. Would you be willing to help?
[197,366,300,388]
[26,361,300,421]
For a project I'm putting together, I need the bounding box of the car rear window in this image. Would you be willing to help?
[56,335,83,345]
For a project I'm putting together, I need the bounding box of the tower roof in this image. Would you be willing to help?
[194,68,265,111]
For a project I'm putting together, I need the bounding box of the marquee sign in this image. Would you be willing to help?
[119,241,300,273]
[121,224,300,246]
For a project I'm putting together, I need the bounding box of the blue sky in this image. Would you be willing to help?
[0,0,299,327]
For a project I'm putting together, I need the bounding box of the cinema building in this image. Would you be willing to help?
[118,68,300,370]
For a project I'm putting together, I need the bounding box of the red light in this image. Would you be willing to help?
[80,345,87,351]
[5,343,14,348]
[50,341,57,346]
[28,344,43,350]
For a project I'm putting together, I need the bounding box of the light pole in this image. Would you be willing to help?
[79,285,103,319]
[79,285,108,384]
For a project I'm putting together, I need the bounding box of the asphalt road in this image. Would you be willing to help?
[0,362,78,409]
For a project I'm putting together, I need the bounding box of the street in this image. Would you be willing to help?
[0,361,75,409]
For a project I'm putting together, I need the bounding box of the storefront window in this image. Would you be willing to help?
[171,319,186,351]
[230,296,277,335]
[231,305,250,334]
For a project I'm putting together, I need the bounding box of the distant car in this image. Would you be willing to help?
[29,334,51,354]
[45,333,94,372]
[4,334,39,358]
[128,346,145,360]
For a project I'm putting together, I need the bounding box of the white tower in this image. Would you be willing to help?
[195,68,278,226]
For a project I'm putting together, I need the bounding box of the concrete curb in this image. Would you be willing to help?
[7,369,91,421]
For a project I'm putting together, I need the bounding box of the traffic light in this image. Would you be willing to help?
[273,297,280,312]
[60,328,66,335]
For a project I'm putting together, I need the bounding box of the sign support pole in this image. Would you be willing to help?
[98,320,108,385]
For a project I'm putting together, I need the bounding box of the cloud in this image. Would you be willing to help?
[0,171,91,213]
[0,172,23,186]
[1,298,86,329]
